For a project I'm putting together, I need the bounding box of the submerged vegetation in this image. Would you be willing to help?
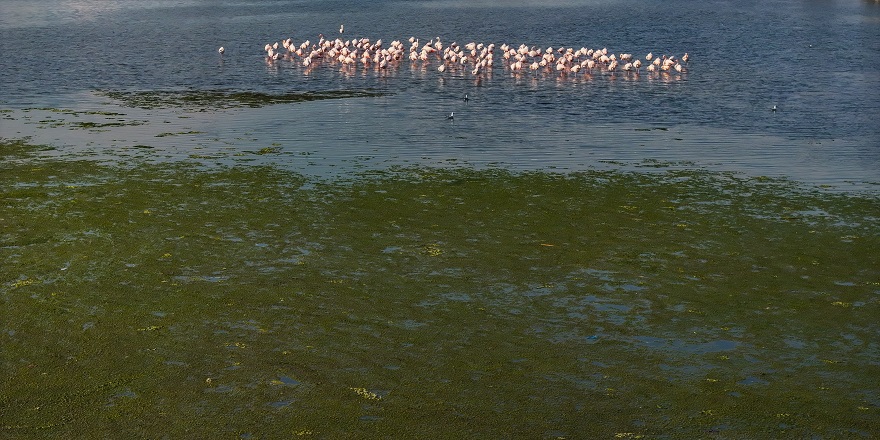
[98,89,389,109]
[11,107,147,131]
[1,139,878,438]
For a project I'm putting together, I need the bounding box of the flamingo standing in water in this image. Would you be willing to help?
[255,30,690,84]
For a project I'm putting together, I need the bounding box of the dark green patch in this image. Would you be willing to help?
[155,130,205,137]
[99,89,389,109]
[1,139,878,438]
[70,121,132,129]
[14,108,144,129]
[30,108,126,117]
[188,153,226,159]
[256,146,282,155]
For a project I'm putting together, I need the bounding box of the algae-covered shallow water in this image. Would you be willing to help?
[2,140,878,438]
[2,0,880,437]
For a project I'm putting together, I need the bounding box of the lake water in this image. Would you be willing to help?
[1,0,879,190]
[2,1,880,438]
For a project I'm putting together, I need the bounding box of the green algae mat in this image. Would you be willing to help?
[1,140,878,438]
[98,89,389,110]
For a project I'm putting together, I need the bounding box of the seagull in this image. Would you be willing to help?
[447,112,454,120]
[463,94,469,103]
[339,24,344,34]
[771,105,777,112]
[218,46,225,55]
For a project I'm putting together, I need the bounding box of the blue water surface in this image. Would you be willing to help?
[1,0,878,189]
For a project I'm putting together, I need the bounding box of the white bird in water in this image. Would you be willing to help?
[255,31,690,85]
[218,46,225,55]
[447,112,454,121]
[771,105,777,112]
[463,94,468,103]
[529,61,540,76]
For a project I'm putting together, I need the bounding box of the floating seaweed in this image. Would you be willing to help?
[98,88,389,109]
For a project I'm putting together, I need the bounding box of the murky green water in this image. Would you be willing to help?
[2,139,878,438]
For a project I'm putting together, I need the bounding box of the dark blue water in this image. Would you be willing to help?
[1,0,879,189]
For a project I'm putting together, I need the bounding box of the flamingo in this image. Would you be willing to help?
[245,31,690,86]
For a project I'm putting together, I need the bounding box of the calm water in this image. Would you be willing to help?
[1,0,879,189]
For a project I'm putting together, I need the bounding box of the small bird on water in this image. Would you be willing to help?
[771,105,777,112]
[339,24,344,34]
[447,112,454,121]
[218,46,225,55]
[463,93,469,103]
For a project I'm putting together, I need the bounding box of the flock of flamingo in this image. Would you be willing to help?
[220,27,690,80]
